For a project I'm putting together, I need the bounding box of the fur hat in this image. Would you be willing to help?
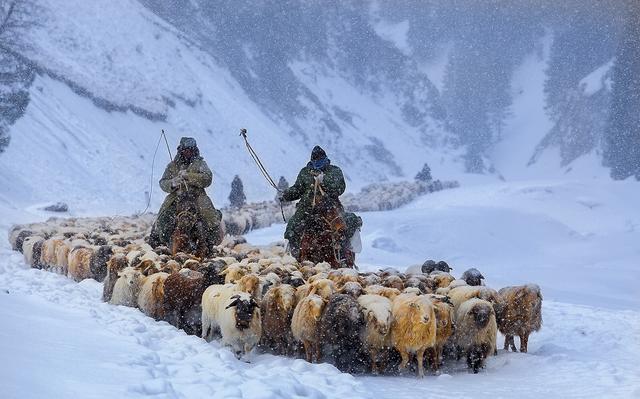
[311,145,327,161]
[178,137,197,150]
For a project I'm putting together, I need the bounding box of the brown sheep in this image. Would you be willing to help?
[103,254,128,302]
[426,294,455,372]
[364,285,401,301]
[67,247,94,282]
[390,293,437,378]
[137,272,170,320]
[260,284,297,355]
[163,270,206,335]
[291,294,326,363]
[497,284,542,353]
[41,238,65,269]
[383,275,405,291]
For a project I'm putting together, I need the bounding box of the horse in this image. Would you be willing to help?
[170,194,209,258]
[299,196,353,269]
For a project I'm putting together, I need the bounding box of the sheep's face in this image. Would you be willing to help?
[226,296,259,330]
[368,311,390,335]
[119,270,141,286]
[472,304,492,329]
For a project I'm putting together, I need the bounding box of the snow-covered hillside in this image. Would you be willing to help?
[0,0,625,216]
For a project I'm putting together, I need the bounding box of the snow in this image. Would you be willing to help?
[579,59,615,96]
[2,173,640,398]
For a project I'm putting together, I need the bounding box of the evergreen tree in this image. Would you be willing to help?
[0,0,37,153]
[228,175,246,208]
[275,176,289,201]
[415,163,432,182]
[604,2,640,180]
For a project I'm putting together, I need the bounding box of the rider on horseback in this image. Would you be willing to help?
[148,137,223,255]
[279,146,347,260]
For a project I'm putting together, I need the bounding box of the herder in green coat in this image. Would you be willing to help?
[148,137,222,253]
[279,146,346,258]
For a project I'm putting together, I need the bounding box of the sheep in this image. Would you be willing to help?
[319,294,366,373]
[201,288,261,357]
[404,276,432,294]
[426,294,455,372]
[383,275,405,291]
[364,285,401,300]
[339,281,364,297]
[110,267,145,307]
[359,273,381,287]
[291,294,326,363]
[89,245,114,282]
[137,272,169,320]
[497,284,542,353]
[260,284,297,355]
[461,268,485,286]
[358,294,393,374]
[103,254,128,302]
[295,278,335,303]
[221,264,247,284]
[282,272,305,288]
[390,293,437,378]
[9,227,33,252]
[402,287,422,296]
[22,236,45,268]
[454,298,497,373]
[41,238,65,269]
[235,274,261,300]
[163,269,207,335]
[421,260,452,274]
[448,285,504,319]
[55,241,71,275]
[67,247,94,282]
[430,272,455,289]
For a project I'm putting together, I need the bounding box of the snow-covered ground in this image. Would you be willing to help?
[2,177,639,398]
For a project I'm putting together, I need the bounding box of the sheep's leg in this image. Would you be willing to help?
[520,333,529,353]
[398,349,410,372]
[370,348,379,374]
[303,340,312,363]
[416,348,426,378]
[431,346,441,372]
[509,335,517,352]
[503,334,511,351]
[314,341,322,363]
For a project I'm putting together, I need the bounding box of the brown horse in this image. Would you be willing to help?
[299,196,352,269]
[171,196,209,258]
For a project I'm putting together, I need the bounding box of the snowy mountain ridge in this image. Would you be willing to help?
[0,0,623,215]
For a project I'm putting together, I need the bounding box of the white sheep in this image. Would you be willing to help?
[358,294,393,373]
[110,267,145,307]
[201,285,261,357]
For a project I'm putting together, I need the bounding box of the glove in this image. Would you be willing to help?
[170,176,184,190]
[315,172,324,184]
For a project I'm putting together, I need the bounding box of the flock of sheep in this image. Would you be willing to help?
[9,214,542,377]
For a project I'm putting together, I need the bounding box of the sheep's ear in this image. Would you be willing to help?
[220,268,229,275]
[225,298,240,309]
